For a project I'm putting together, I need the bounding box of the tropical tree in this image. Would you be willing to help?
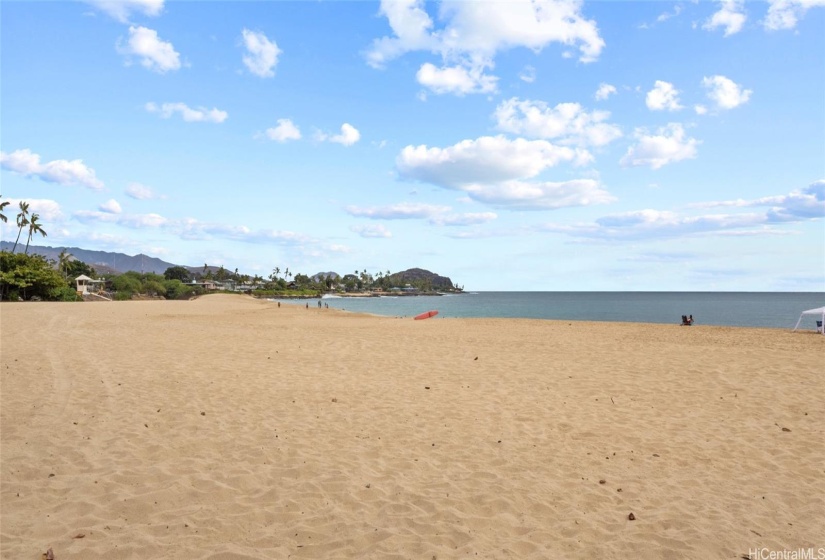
[272,267,281,280]
[164,266,191,282]
[12,201,30,253]
[0,196,9,224]
[1,251,75,301]
[57,249,71,280]
[24,213,46,254]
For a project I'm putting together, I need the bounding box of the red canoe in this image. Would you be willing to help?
[414,310,439,320]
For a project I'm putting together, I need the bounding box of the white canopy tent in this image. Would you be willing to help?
[793,306,825,334]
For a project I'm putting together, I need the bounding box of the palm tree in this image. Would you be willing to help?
[58,249,71,280]
[24,213,47,254]
[12,201,30,253]
[0,196,9,224]
[273,267,280,280]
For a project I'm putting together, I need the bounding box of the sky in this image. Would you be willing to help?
[1,0,824,291]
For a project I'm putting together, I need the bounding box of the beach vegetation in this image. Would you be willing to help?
[0,251,79,301]
[164,266,191,282]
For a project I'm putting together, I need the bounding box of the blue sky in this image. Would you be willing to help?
[2,0,823,290]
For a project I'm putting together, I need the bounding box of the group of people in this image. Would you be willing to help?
[681,314,694,326]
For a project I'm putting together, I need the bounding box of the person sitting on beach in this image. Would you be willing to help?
[688,314,694,325]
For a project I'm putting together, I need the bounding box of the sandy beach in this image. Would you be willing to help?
[1,294,823,559]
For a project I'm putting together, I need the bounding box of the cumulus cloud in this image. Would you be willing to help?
[0,148,104,190]
[85,0,164,22]
[494,98,622,147]
[118,26,181,73]
[125,182,162,200]
[241,29,281,78]
[594,83,616,100]
[703,0,747,36]
[620,124,699,169]
[264,119,302,142]
[145,102,228,123]
[416,63,497,95]
[367,0,604,96]
[694,104,708,115]
[397,135,591,188]
[395,136,612,210]
[99,199,122,214]
[318,123,361,146]
[351,224,393,238]
[764,0,825,30]
[646,80,683,111]
[702,75,752,110]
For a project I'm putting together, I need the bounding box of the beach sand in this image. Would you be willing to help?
[1,294,823,559]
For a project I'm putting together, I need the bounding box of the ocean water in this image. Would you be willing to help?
[277,292,825,330]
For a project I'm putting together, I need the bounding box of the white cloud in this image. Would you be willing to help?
[125,182,161,200]
[460,179,614,210]
[2,198,64,222]
[85,0,164,22]
[145,102,228,123]
[542,181,825,241]
[241,29,281,78]
[75,209,168,229]
[118,26,181,73]
[431,212,498,226]
[99,199,122,214]
[264,119,302,142]
[395,136,612,210]
[493,98,622,148]
[695,180,825,221]
[645,80,683,111]
[351,224,393,238]
[346,202,451,220]
[0,148,104,190]
[397,135,591,188]
[519,65,536,83]
[367,0,605,97]
[764,0,825,30]
[416,63,497,95]
[347,202,498,226]
[702,75,752,110]
[319,123,361,146]
[620,123,699,169]
[694,104,708,115]
[703,0,747,36]
[594,83,617,100]
[656,4,683,23]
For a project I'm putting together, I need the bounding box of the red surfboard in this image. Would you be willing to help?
[414,310,439,320]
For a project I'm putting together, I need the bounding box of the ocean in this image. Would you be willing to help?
[276,292,825,330]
